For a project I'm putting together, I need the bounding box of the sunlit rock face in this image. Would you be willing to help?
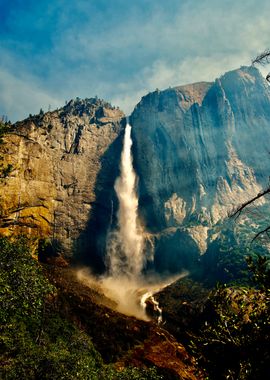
[130,66,270,272]
[0,98,125,267]
[1,67,270,274]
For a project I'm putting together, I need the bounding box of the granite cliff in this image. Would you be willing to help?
[1,67,269,380]
[0,98,124,268]
[1,66,270,273]
[130,66,270,272]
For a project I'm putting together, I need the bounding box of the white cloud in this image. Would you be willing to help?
[143,53,252,91]
[0,68,63,122]
[2,0,270,119]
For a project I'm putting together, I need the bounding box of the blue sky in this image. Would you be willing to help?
[1,0,270,121]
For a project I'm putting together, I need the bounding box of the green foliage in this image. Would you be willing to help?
[37,237,63,262]
[0,121,10,144]
[246,254,270,291]
[1,315,103,380]
[0,236,162,380]
[102,366,162,380]
[198,228,269,286]
[0,236,53,325]
[190,256,270,379]
[0,121,13,178]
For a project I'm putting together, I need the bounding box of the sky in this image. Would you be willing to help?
[1,0,270,122]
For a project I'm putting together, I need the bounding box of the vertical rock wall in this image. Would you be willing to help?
[0,98,124,268]
[130,66,270,271]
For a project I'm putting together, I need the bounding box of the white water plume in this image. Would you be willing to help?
[101,122,188,321]
[140,292,162,324]
[100,272,187,321]
[76,268,188,322]
[107,122,144,279]
[150,295,163,324]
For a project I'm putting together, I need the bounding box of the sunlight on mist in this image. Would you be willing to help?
[77,268,188,321]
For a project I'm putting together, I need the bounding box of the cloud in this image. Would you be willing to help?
[0,68,62,122]
[108,53,253,116]
[1,0,270,120]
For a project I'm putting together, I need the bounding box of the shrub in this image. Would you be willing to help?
[191,272,270,379]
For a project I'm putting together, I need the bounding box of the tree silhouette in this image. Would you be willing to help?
[252,49,270,82]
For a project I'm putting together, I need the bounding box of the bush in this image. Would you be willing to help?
[191,265,270,379]
[0,236,53,325]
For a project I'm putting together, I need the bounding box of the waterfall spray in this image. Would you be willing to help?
[107,122,144,279]
[140,292,163,324]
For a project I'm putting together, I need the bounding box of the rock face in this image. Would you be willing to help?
[0,98,124,268]
[1,67,270,273]
[130,66,270,272]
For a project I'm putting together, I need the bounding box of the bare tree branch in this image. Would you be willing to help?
[251,225,270,242]
[252,49,270,66]
[231,185,270,241]
[232,50,270,240]
[252,49,270,82]
[231,187,270,219]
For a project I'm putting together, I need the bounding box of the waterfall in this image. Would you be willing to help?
[140,292,163,324]
[102,123,185,321]
[79,123,187,321]
[107,122,144,279]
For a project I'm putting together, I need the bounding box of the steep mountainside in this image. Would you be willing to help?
[0,98,124,268]
[1,67,270,273]
[130,66,270,272]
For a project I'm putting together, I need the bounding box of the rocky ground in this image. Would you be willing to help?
[147,278,210,346]
[45,265,206,379]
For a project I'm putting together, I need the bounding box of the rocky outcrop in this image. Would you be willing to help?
[0,98,124,267]
[131,66,270,272]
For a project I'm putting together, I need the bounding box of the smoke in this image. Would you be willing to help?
[106,123,145,278]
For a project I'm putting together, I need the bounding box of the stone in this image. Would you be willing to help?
[130,66,270,271]
[0,98,125,269]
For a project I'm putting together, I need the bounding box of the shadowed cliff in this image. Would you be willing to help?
[130,66,270,273]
